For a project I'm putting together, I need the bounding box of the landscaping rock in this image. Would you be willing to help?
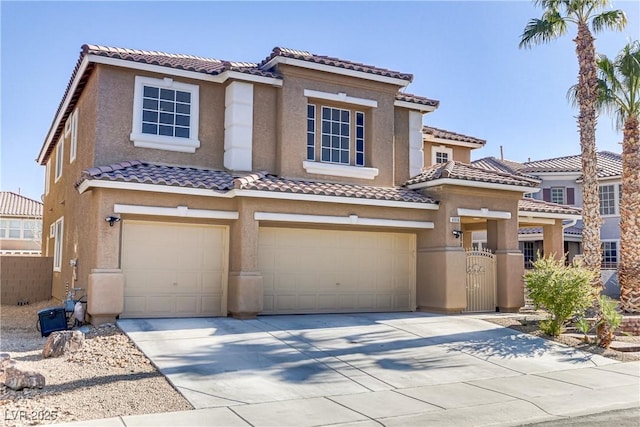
[3,365,45,390]
[42,330,85,358]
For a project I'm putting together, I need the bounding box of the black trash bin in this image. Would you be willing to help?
[37,307,67,337]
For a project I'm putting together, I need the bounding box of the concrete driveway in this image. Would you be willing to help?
[118,313,640,426]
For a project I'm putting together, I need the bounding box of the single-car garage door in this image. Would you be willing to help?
[121,221,228,318]
[259,227,415,314]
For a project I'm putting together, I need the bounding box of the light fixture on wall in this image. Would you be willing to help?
[105,215,121,227]
[452,230,463,239]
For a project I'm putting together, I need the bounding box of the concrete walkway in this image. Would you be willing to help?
[60,313,639,426]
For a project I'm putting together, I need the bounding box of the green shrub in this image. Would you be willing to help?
[595,295,623,348]
[524,254,595,337]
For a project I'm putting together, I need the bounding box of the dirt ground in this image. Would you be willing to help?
[0,300,192,426]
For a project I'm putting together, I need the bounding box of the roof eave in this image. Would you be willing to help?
[407,178,539,193]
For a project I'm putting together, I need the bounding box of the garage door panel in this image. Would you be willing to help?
[122,221,228,318]
[259,227,415,314]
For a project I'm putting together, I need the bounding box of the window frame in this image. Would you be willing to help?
[45,160,50,195]
[431,145,453,166]
[303,101,378,180]
[69,109,78,163]
[599,184,618,216]
[601,240,618,269]
[54,137,63,182]
[53,217,64,272]
[130,76,200,153]
[550,187,565,204]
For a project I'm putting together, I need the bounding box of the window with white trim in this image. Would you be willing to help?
[53,217,64,272]
[69,109,78,162]
[131,76,200,153]
[599,184,618,215]
[601,240,618,269]
[550,187,565,204]
[45,160,50,195]
[306,105,365,167]
[55,138,63,182]
[431,145,453,165]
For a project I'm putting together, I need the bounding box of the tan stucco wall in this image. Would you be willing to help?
[423,141,472,166]
[275,65,401,186]
[252,84,279,172]
[93,65,227,169]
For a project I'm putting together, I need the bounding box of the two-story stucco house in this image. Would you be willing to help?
[37,45,580,324]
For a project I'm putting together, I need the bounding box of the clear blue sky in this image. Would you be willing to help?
[1,1,638,202]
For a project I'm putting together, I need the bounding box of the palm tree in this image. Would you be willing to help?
[520,0,627,287]
[596,41,640,313]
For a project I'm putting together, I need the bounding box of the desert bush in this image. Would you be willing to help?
[595,295,623,348]
[524,254,595,336]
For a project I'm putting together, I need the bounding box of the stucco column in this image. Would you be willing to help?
[416,206,466,313]
[462,227,473,250]
[227,200,263,318]
[489,218,525,312]
[543,220,564,260]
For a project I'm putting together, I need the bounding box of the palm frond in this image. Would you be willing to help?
[591,10,627,33]
[519,15,566,48]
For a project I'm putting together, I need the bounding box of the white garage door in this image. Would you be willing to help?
[121,221,228,318]
[259,227,416,314]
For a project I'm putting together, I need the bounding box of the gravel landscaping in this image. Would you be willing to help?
[0,300,192,426]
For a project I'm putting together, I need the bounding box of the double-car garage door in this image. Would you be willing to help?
[121,222,416,317]
[259,227,416,314]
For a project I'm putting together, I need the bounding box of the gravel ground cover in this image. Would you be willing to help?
[0,300,192,426]
[483,314,640,362]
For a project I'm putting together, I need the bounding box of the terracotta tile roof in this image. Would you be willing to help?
[395,93,440,108]
[0,192,43,218]
[519,225,582,236]
[521,151,622,178]
[77,161,235,192]
[406,161,540,188]
[84,44,279,78]
[234,172,437,204]
[518,198,582,216]
[78,162,437,205]
[260,47,413,82]
[422,126,486,146]
[472,157,524,174]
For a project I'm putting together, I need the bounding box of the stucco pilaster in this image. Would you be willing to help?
[543,220,564,260]
[227,200,263,317]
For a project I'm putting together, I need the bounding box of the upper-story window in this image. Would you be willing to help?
[69,109,78,163]
[601,240,618,269]
[131,76,200,153]
[599,184,620,216]
[307,105,365,167]
[54,138,63,182]
[550,187,565,204]
[431,145,453,166]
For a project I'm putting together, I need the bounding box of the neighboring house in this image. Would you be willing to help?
[0,191,43,256]
[37,44,579,324]
[473,151,622,271]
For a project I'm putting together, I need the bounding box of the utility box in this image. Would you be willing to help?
[37,307,67,337]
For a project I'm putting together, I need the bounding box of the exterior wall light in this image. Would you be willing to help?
[105,215,121,227]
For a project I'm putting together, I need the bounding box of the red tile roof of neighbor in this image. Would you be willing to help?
[520,151,622,178]
[471,157,525,175]
[406,161,540,188]
[77,162,438,205]
[519,225,583,236]
[422,126,486,146]
[0,192,43,217]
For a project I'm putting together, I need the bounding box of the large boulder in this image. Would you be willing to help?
[42,330,85,358]
[4,366,45,390]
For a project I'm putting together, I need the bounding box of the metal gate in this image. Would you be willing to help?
[464,248,497,313]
